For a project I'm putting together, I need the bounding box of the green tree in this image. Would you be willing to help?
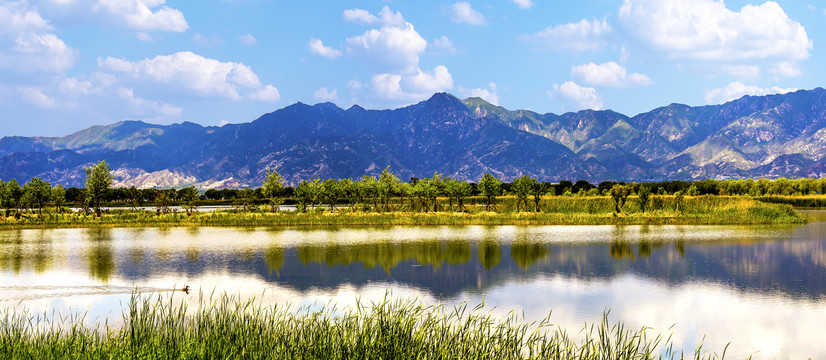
[511,175,535,212]
[84,160,113,216]
[294,181,312,212]
[637,186,651,213]
[426,173,444,212]
[155,189,172,214]
[0,180,6,215]
[236,187,257,211]
[2,179,23,215]
[179,186,199,213]
[262,167,284,211]
[479,173,501,212]
[531,182,549,212]
[24,178,51,216]
[360,176,379,212]
[609,184,631,213]
[126,186,143,211]
[444,178,472,212]
[377,167,401,212]
[321,178,343,212]
[51,185,66,213]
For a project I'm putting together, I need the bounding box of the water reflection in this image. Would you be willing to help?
[86,228,115,283]
[2,222,826,357]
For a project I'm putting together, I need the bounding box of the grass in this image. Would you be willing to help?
[753,195,826,208]
[0,196,806,230]
[0,292,729,360]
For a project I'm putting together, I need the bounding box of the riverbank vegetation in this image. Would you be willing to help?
[0,161,812,229]
[0,293,728,360]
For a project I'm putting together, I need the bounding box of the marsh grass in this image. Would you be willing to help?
[0,196,805,230]
[0,292,729,360]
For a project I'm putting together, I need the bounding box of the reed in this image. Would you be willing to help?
[0,196,805,230]
[0,292,729,360]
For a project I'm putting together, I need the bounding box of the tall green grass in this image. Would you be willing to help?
[0,196,806,230]
[1,292,729,359]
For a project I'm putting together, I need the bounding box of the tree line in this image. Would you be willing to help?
[3,159,826,216]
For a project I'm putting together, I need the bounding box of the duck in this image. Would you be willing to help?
[181,285,190,294]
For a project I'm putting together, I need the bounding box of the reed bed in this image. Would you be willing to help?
[753,195,826,208]
[0,292,728,360]
[0,196,805,230]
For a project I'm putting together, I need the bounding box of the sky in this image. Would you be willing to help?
[1,0,824,137]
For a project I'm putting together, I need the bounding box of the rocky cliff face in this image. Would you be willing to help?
[1,89,825,188]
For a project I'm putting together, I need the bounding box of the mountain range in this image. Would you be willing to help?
[1,88,825,188]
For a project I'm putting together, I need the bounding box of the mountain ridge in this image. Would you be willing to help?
[1,88,825,188]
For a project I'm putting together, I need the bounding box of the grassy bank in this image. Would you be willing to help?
[0,196,805,229]
[754,195,826,208]
[0,293,727,360]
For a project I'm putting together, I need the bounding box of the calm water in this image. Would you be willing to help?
[3,213,826,358]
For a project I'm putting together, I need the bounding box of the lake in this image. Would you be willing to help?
[2,212,826,358]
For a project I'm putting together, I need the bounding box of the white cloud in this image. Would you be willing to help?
[371,65,453,102]
[99,51,275,101]
[571,62,652,88]
[19,87,55,108]
[308,38,342,59]
[451,2,487,26]
[512,0,534,9]
[343,6,404,26]
[94,0,188,32]
[460,82,500,105]
[249,85,280,103]
[521,18,610,52]
[704,82,797,104]
[807,4,816,11]
[136,32,154,42]
[431,36,457,54]
[193,33,224,47]
[345,20,427,73]
[405,65,453,94]
[313,87,337,102]
[769,62,802,78]
[0,3,78,73]
[550,81,603,110]
[618,0,811,77]
[238,34,257,46]
[117,86,182,116]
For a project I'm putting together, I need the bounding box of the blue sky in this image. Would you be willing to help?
[1,0,824,136]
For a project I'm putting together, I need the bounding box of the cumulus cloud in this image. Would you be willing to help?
[512,0,534,9]
[249,85,280,103]
[99,51,276,101]
[521,18,610,52]
[345,18,427,73]
[94,0,188,32]
[313,87,337,101]
[19,87,55,108]
[0,3,78,73]
[704,82,797,104]
[308,38,342,58]
[550,81,603,110]
[371,65,454,101]
[343,6,404,26]
[238,34,257,46]
[451,2,487,25]
[618,0,811,77]
[571,62,652,87]
[460,82,500,105]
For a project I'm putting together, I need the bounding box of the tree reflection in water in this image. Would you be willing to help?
[86,228,115,283]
